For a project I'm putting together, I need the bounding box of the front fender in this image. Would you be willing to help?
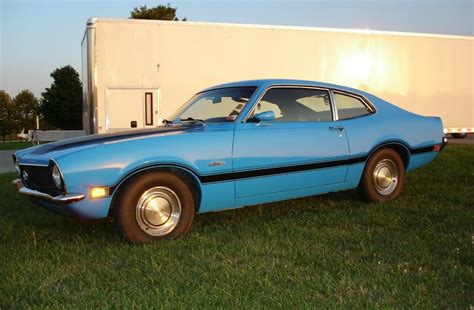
[54,130,234,194]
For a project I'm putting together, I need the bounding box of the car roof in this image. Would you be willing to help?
[202,79,371,97]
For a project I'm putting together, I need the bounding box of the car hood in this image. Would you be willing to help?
[28,125,201,156]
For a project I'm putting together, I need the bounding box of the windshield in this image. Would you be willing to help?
[170,86,257,123]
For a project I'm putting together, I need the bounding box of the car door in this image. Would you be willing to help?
[232,86,350,198]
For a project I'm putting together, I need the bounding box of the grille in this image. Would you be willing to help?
[20,165,61,196]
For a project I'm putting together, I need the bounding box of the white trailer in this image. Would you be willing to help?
[81,18,473,136]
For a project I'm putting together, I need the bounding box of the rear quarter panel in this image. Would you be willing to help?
[343,94,444,171]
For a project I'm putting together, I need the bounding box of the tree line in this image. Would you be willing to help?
[0,3,184,141]
[0,65,82,141]
[130,3,186,20]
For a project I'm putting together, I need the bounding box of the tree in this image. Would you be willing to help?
[0,91,16,141]
[41,65,82,130]
[130,3,186,21]
[14,90,40,131]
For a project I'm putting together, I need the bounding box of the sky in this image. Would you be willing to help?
[1,0,473,98]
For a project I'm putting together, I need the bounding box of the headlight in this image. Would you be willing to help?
[13,157,20,176]
[51,164,64,190]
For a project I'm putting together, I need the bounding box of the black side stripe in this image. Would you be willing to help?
[199,144,436,184]
[410,146,435,155]
[200,156,367,183]
[109,144,437,191]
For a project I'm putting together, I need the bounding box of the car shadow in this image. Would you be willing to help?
[194,189,364,227]
[5,188,364,244]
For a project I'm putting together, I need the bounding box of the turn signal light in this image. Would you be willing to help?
[433,145,440,152]
[90,187,108,199]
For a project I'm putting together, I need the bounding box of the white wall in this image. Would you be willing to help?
[91,19,473,133]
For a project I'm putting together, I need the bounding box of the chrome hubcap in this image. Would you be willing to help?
[136,186,181,236]
[373,159,398,196]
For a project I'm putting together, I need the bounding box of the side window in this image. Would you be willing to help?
[250,88,332,122]
[334,92,372,120]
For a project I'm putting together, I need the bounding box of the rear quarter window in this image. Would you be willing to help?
[335,93,372,120]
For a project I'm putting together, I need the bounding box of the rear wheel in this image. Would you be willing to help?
[451,133,467,139]
[113,171,195,243]
[357,148,405,203]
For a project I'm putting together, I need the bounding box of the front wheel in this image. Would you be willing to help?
[357,148,405,203]
[113,171,195,243]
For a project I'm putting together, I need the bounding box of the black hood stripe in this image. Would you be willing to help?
[31,126,190,155]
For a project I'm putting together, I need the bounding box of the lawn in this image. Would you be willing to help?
[0,141,35,151]
[0,145,472,308]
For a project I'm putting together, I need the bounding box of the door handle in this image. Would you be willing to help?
[329,126,344,132]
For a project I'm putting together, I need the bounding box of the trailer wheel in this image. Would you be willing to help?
[357,148,405,203]
[113,171,195,243]
[451,133,467,139]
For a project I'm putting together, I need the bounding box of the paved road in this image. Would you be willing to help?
[0,134,471,174]
[447,134,474,145]
[0,150,15,173]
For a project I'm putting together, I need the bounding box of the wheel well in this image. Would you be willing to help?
[109,166,202,215]
[369,143,410,168]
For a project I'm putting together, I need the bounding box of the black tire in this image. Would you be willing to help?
[357,148,405,203]
[451,133,467,139]
[113,171,195,244]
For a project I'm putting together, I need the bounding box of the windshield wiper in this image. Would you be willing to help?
[180,117,206,126]
[162,119,173,126]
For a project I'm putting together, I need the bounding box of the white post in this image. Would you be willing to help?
[36,116,39,130]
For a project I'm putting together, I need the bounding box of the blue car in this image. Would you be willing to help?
[13,79,447,243]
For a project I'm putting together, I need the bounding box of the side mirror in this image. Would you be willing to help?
[252,111,275,123]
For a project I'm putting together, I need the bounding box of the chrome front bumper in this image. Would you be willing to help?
[12,179,85,203]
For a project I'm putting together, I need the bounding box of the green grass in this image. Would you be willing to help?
[0,141,35,151]
[1,146,473,308]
